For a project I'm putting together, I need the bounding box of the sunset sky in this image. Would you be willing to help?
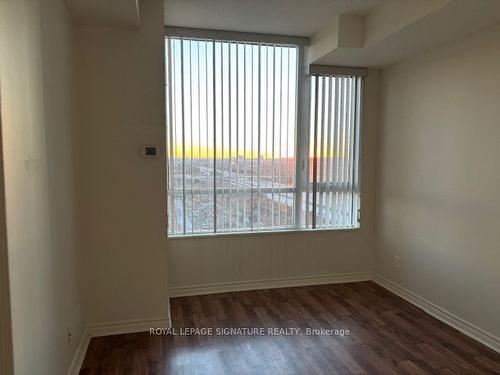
[166,38,297,159]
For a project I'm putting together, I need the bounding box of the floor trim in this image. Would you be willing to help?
[67,327,91,375]
[168,272,372,297]
[88,317,171,338]
[373,273,500,354]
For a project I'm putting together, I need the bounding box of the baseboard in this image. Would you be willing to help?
[88,317,171,338]
[68,317,170,374]
[67,326,91,375]
[168,272,372,297]
[373,273,500,354]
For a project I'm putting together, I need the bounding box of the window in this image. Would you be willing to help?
[304,74,363,229]
[165,36,364,236]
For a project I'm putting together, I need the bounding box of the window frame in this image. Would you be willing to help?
[165,31,365,238]
[306,73,364,230]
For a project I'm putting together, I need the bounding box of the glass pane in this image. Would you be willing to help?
[166,38,298,235]
[308,75,362,229]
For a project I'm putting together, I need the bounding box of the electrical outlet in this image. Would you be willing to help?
[394,255,400,268]
[66,326,73,344]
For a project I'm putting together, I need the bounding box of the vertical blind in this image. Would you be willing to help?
[305,74,363,229]
[166,37,298,235]
[165,36,364,236]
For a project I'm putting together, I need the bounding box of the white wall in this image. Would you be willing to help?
[168,71,380,292]
[376,24,500,339]
[0,0,84,374]
[0,103,13,375]
[75,0,377,319]
[76,0,169,326]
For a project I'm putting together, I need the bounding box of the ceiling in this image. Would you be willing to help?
[312,0,500,68]
[68,0,500,68]
[66,0,140,27]
[164,0,383,37]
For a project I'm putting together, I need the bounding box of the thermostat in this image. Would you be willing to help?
[141,145,159,158]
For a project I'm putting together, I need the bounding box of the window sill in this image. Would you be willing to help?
[167,226,361,240]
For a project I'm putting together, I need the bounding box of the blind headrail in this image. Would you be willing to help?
[308,64,368,78]
[165,26,310,46]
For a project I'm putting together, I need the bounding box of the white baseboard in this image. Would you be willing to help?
[67,326,91,375]
[168,272,372,297]
[67,317,170,374]
[373,273,500,354]
[88,317,171,337]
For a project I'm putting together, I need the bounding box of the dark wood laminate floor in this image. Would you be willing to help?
[80,281,500,374]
